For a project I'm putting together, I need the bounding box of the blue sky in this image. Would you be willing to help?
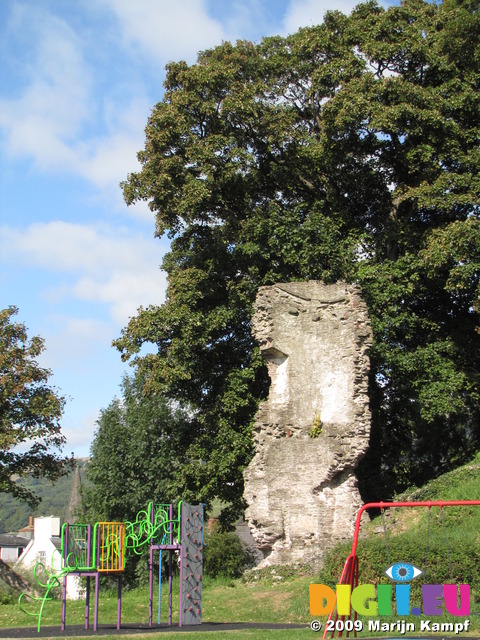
[0,0,391,459]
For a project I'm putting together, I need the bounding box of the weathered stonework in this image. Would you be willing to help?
[243,281,372,568]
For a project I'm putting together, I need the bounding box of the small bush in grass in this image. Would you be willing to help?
[0,585,16,606]
[204,525,251,578]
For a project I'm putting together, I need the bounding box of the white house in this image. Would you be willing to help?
[15,516,83,600]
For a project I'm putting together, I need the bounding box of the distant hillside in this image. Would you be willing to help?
[0,459,88,534]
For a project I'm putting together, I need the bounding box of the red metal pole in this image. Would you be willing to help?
[321,499,480,640]
[350,500,480,558]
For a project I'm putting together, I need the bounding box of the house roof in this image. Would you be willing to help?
[0,534,29,548]
[17,525,34,534]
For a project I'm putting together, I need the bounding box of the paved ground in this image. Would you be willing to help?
[0,622,308,638]
[2,624,479,640]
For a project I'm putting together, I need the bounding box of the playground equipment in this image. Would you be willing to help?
[19,501,204,633]
[147,502,204,626]
[321,500,480,639]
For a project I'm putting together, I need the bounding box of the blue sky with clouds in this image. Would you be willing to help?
[0,0,392,458]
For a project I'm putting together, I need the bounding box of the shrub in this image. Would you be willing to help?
[204,527,251,578]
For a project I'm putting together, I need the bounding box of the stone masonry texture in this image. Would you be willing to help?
[243,281,372,568]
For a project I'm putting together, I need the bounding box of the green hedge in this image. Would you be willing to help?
[204,527,252,578]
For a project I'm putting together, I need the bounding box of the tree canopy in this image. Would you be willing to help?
[81,373,193,523]
[115,0,480,520]
[0,306,72,507]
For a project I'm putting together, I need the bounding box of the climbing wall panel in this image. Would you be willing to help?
[180,503,204,625]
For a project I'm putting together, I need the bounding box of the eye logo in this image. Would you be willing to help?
[385,562,423,582]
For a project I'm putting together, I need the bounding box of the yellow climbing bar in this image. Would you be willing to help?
[95,522,125,572]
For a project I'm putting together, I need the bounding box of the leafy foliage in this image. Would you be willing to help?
[204,524,253,579]
[308,412,323,439]
[81,373,193,523]
[116,0,480,517]
[0,306,72,508]
[80,375,196,586]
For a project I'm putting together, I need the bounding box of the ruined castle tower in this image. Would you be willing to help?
[243,281,372,568]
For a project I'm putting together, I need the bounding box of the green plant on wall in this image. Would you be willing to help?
[308,411,323,438]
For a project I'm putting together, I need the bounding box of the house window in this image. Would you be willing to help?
[37,551,46,564]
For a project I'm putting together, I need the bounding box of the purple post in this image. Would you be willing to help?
[168,504,173,625]
[86,525,92,630]
[117,574,122,630]
[148,546,154,626]
[61,524,68,631]
[150,501,155,627]
[168,550,173,625]
[94,572,99,631]
[179,504,183,628]
[61,575,67,630]
[85,576,90,629]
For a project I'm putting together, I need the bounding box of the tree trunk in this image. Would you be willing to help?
[0,558,39,596]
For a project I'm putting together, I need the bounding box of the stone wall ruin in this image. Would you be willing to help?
[243,281,372,568]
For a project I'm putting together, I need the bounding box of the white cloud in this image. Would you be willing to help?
[0,221,168,325]
[61,409,100,457]
[0,0,391,206]
[0,4,151,208]
[284,0,359,33]
[99,0,227,63]
[79,132,143,191]
[0,5,91,171]
[41,316,113,368]
[0,0,289,210]
[73,271,167,325]
[10,404,100,458]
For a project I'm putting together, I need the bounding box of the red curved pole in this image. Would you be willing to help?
[322,499,480,640]
[350,500,480,558]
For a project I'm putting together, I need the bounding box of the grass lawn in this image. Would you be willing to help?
[3,570,480,639]
[4,457,480,638]
[0,572,313,639]
[2,566,480,639]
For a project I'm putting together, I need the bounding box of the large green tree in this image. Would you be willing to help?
[81,373,193,523]
[81,374,194,584]
[115,0,480,518]
[0,306,72,507]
